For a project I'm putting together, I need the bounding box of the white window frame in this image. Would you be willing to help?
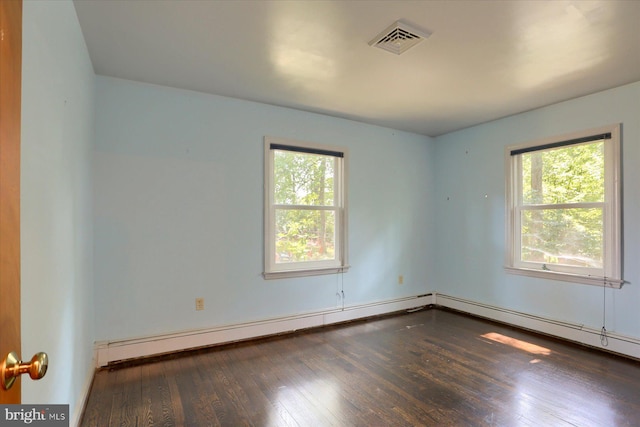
[264,136,349,279]
[505,124,623,288]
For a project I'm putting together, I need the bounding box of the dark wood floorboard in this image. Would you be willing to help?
[81,309,640,426]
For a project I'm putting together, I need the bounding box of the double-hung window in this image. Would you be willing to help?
[264,137,348,279]
[505,124,622,287]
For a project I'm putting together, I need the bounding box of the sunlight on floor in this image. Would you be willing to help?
[481,332,551,356]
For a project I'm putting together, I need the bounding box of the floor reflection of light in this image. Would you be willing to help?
[515,389,534,424]
[268,378,340,425]
[513,371,617,426]
[481,332,551,355]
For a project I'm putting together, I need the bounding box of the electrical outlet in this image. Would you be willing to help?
[195,297,205,311]
[398,275,404,285]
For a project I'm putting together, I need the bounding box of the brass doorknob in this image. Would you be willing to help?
[1,351,48,391]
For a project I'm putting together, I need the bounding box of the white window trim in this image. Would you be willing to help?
[263,136,349,280]
[504,124,623,288]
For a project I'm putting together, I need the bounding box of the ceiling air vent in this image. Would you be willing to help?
[369,20,431,55]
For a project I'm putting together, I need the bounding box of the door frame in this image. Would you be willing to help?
[0,0,22,405]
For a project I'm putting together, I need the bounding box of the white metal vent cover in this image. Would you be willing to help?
[369,20,431,55]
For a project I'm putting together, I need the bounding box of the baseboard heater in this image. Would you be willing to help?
[95,292,640,367]
[433,293,640,361]
[95,294,435,367]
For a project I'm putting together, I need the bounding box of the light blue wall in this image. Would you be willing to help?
[433,81,640,339]
[17,0,640,417]
[93,77,436,341]
[21,0,95,422]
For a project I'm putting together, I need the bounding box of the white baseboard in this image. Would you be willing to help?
[95,294,433,367]
[94,292,639,367]
[434,293,640,360]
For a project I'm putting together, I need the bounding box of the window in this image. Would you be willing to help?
[264,137,348,279]
[505,124,622,288]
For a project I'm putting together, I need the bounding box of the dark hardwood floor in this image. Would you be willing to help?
[81,309,640,426]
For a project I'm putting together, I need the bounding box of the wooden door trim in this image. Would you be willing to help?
[0,0,22,404]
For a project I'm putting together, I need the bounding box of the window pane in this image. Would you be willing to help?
[274,150,335,206]
[275,209,336,263]
[521,208,603,268]
[521,141,604,205]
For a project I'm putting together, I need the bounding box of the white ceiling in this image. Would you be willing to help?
[73,0,640,137]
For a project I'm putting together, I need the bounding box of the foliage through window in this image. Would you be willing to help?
[506,124,622,287]
[264,137,348,278]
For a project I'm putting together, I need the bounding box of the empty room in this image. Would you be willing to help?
[2,0,640,426]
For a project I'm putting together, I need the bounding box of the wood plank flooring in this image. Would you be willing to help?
[81,309,640,426]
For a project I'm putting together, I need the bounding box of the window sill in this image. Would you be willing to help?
[263,265,350,280]
[504,266,623,289]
